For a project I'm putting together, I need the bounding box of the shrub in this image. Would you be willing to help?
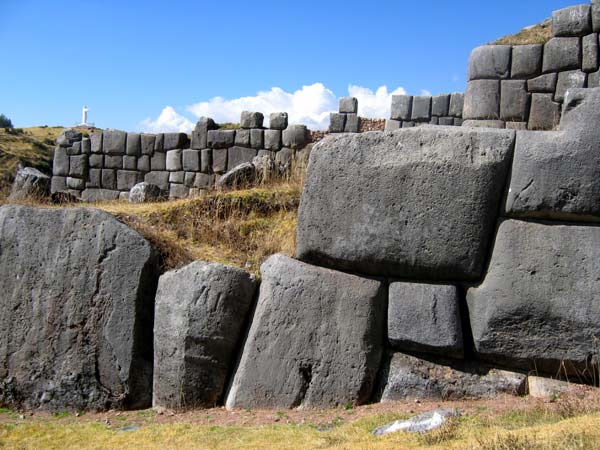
[0,114,13,128]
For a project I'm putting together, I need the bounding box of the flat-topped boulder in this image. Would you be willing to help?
[296,127,515,281]
[0,205,158,411]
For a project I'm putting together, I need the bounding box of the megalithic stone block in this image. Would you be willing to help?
[467,45,511,80]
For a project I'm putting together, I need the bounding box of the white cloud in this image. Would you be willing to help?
[420,89,432,96]
[139,82,410,132]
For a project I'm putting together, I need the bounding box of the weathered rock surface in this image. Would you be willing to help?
[296,128,515,281]
[129,182,163,203]
[216,162,256,188]
[377,353,527,401]
[467,219,600,376]
[225,254,385,409]
[8,167,50,201]
[467,45,511,80]
[0,205,158,410]
[153,262,257,409]
[373,409,460,436]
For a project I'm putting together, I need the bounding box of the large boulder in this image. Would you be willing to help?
[225,254,386,409]
[377,352,527,401]
[8,167,50,202]
[505,88,600,221]
[129,182,164,203]
[467,219,600,376]
[296,127,515,281]
[216,162,256,189]
[153,262,257,409]
[0,205,159,410]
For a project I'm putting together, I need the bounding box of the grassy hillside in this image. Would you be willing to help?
[492,19,552,45]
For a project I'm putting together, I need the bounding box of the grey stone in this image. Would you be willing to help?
[141,134,155,155]
[264,129,282,150]
[86,168,101,188]
[543,38,581,72]
[339,97,358,113]
[391,95,412,121]
[212,148,227,173]
[129,182,163,203]
[467,45,511,80]
[194,173,215,189]
[225,254,385,409]
[411,96,431,121]
[81,138,91,154]
[117,170,141,191]
[169,171,185,184]
[144,171,170,191]
[594,0,600,32]
[153,262,257,409]
[329,113,346,132]
[555,70,586,102]
[103,130,127,155]
[169,184,189,199]
[182,149,201,171]
[552,4,591,37]
[589,69,600,87]
[344,113,360,132]
[217,162,256,188]
[385,119,401,131]
[137,155,150,173]
[500,80,530,121]
[402,121,415,128]
[126,133,141,156]
[527,73,558,92]
[275,147,294,172]
[89,153,103,168]
[50,176,67,194]
[438,117,455,126]
[81,188,120,202]
[69,155,88,178]
[8,167,50,201]
[163,133,189,150]
[154,134,164,151]
[67,177,85,190]
[583,33,599,72]
[296,127,515,280]
[372,409,460,436]
[227,146,257,172]
[0,205,158,410]
[123,155,137,170]
[119,192,129,202]
[53,147,69,176]
[151,151,166,171]
[101,169,116,190]
[66,141,81,156]
[269,112,288,130]
[166,150,182,171]
[234,129,250,147]
[461,120,505,129]
[282,125,309,149]
[191,117,217,149]
[509,88,600,219]
[454,118,463,126]
[511,44,543,78]
[207,130,235,149]
[467,219,600,375]
[56,128,82,147]
[463,80,500,119]
[505,122,528,130]
[250,129,263,149]
[431,95,450,117]
[240,111,264,129]
[528,93,561,130]
[252,154,276,180]
[201,149,212,173]
[104,155,123,170]
[430,117,439,125]
[184,172,195,187]
[449,93,464,117]
[378,353,527,402]
[90,131,103,153]
[388,282,463,358]
[528,376,575,399]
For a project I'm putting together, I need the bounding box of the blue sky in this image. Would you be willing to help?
[1,0,581,130]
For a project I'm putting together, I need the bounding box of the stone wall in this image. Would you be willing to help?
[463,2,600,130]
[50,111,310,201]
[385,92,464,130]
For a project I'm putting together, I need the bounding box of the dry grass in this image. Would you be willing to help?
[492,20,552,46]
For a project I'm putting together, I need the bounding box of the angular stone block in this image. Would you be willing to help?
[402,121,415,128]
[467,219,600,375]
[201,149,212,173]
[505,122,527,130]
[463,80,500,119]
[339,97,358,113]
[411,96,431,121]
[0,205,158,410]
[282,125,309,149]
[163,133,189,150]
[86,168,101,188]
[69,155,88,178]
[468,45,511,80]
[385,119,401,131]
[144,171,170,191]
[126,133,141,156]
[227,146,257,171]
[344,113,359,132]
[269,112,288,130]
[264,129,281,150]
[154,133,164,151]
[391,95,413,121]
[528,93,561,130]
[500,80,529,121]
[449,93,464,117]
[212,148,227,173]
[129,182,163,203]
[8,167,50,201]
[153,262,257,409]
[103,130,127,155]
[583,33,599,72]
[50,176,67,194]
[137,155,150,173]
[165,149,182,171]
[589,69,600,87]
[431,95,450,117]
[141,134,155,156]
[90,131,103,153]
[378,353,527,401]
[240,111,264,129]
[250,128,263,149]
[117,170,141,191]
[53,147,69,176]
[56,128,82,147]
[296,127,515,280]
[194,173,215,189]
[438,117,455,126]
[101,169,116,190]
[66,141,81,156]
[454,118,463,126]
[388,282,463,358]
[81,138,91,154]
[104,155,123,170]
[594,0,600,32]
[552,4,591,37]
[554,70,586,102]
[511,44,542,78]
[225,254,385,409]
[169,183,189,199]
[234,128,250,147]
[207,130,236,149]
[430,116,439,125]
[184,172,195,187]
[191,117,217,150]
[182,149,201,172]
[329,113,346,133]
[67,177,85,190]
[89,154,103,168]
[217,163,256,188]
[543,37,581,72]
[169,171,184,184]
[527,73,558,92]
[123,155,137,170]
[151,151,166,171]
[81,188,120,202]
[462,120,505,128]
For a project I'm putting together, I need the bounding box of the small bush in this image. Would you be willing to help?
[0,114,13,128]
